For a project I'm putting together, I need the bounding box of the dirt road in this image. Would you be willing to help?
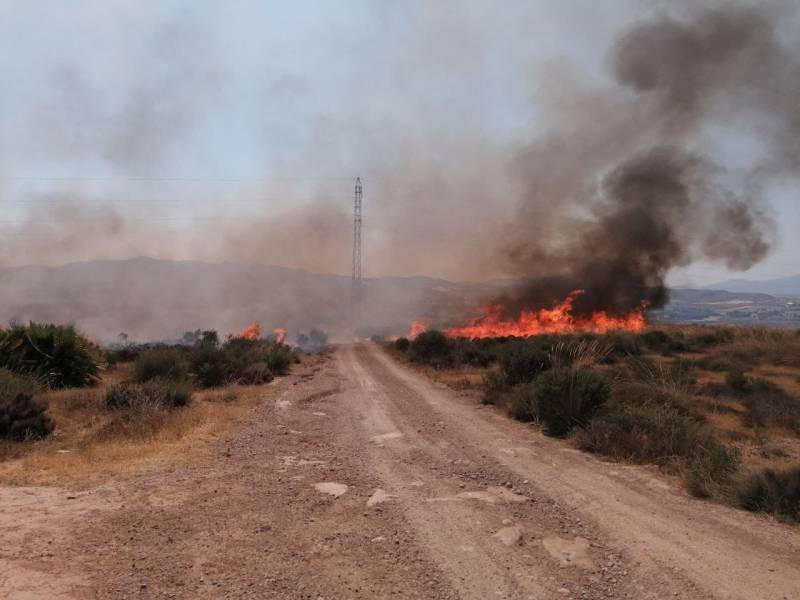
[3,343,799,599]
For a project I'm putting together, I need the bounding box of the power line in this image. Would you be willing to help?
[352,177,363,305]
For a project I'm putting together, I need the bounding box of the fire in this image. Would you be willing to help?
[273,327,287,344]
[408,320,427,339]
[445,290,647,339]
[239,322,262,340]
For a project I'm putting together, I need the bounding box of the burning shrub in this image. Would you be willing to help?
[105,381,192,411]
[532,368,610,437]
[133,346,190,383]
[0,368,53,441]
[394,337,411,352]
[734,467,800,522]
[409,330,453,368]
[0,322,100,389]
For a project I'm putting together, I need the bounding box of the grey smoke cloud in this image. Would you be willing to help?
[0,1,797,326]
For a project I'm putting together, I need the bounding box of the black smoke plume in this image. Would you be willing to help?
[502,3,792,318]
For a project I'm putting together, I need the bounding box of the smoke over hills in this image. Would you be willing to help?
[1,2,798,333]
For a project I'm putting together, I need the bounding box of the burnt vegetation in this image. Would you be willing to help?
[393,325,800,521]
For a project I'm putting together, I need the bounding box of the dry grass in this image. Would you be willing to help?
[0,363,277,487]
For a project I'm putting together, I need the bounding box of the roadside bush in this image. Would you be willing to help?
[187,337,294,387]
[0,322,100,388]
[263,343,294,376]
[394,337,411,351]
[189,344,229,387]
[507,382,539,422]
[575,401,705,464]
[238,361,273,385]
[532,368,610,437]
[105,380,192,411]
[683,442,741,499]
[132,346,190,383]
[482,370,510,407]
[499,345,551,386]
[409,330,453,368]
[734,467,800,522]
[0,368,52,441]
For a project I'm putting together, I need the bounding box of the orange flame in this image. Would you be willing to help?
[273,327,287,344]
[408,320,427,339]
[239,322,262,340]
[445,290,647,339]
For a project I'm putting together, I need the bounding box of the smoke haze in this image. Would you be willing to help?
[1,1,799,334]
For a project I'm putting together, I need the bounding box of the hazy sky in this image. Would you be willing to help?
[0,1,797,285]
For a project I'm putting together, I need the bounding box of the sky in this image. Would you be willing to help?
[0,0,797,286]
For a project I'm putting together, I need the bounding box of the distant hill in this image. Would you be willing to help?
[654,288,800,327]
[705,275,800,297]
[0,257,491,343]
[2,258,797,342]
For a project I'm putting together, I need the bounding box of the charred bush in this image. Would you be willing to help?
[394,337,411,351]
[0,322,100,388]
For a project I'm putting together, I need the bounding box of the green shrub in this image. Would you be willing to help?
[187,338,293,387]
[575,401,705,463]
[734,467,800,522]
[499,345,551,385]
[0,322,100,388]
[725,368,749,393]
[409,330,453,368]
[532,368,610,437]
[238,361,273,385]
[684,442,740,499]
[0,368,53,441]
[481,370,510,407]
[132,347,190,383]
[105,380,192,410]
[740,380,800,433]
[263,344,294,376]
[394,337,411,351]
[507,382,539,422]
[189,344,229,387]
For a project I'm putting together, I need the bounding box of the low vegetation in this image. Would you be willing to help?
[393,325,800,522]
[0,323,300,484]
[0,369,53,441]
[0,322,100,388]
